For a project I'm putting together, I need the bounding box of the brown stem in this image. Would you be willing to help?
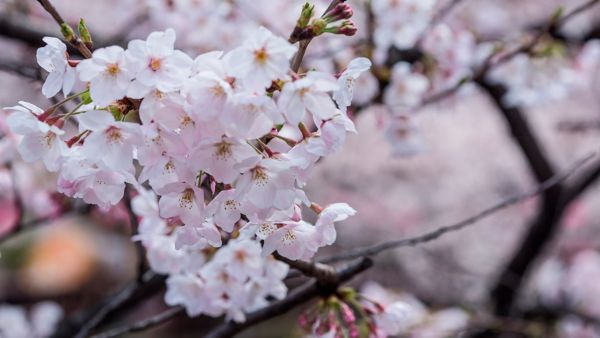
[36,0,93,58]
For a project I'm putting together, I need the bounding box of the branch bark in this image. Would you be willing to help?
[319,153,594,264]
[35,0,93,58]
[477,78,600,317]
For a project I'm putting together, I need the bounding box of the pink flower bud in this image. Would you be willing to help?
[339,21,357,36]
[324,3,354,23]
[340,302,356,324]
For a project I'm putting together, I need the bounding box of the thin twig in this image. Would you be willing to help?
[319,153,595,264]
[289,0,343,72]
[36,0,93,58]
[557,0,600,27]
[73,279,145,338]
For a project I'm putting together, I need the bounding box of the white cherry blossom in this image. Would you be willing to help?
[227,26,297,91]
[36,37,76,98]
[77,46,133,106]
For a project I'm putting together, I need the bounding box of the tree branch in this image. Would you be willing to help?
[35,0,93,58]
[50,274,166,338]
[289,0,343,72]
[319,153,594,264]
[89,306,184,338]
[0,57,41,80]
[275,253,337,283]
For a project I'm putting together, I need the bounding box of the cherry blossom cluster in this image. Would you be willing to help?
[15,0,598,161]
[489,40,600,107]
[4,3,372,323]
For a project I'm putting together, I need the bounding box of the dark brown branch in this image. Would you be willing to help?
[50,274,166,338]
[477,77,600,317]
[89,306,184,338]
[476,78,563,317]
[0,14,53,48]
[319,153,594,264]
[73,276,149,338]
[476,81,556,182]
[274,253,337,283]
[0,57,41,80]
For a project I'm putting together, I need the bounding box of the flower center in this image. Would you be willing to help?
[164,160,175,173]
[251,167,269,186]
[257,223,276,238]
[105,126,123,144]
[215,141,232,160]
[180,115,194,128]
[254,48,268,64]
[149,58,162,71]
[179,189,194,209]
[223,199,239,211]
[281,230,297,245]
[106,63,120,76]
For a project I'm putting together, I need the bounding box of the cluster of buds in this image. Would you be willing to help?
[290,1,357,43]
[298,287,407,337]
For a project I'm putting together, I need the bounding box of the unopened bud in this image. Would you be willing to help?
[323,3,353,23]
[349,324,360,338]
[340,302,356,324]
[338,20,357,36]
[78,18,93,50]
[297,2,314,28]
[60,23,76,43]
